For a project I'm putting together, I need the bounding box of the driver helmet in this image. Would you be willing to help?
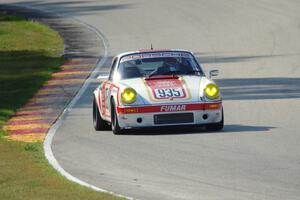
[164,57,178,71]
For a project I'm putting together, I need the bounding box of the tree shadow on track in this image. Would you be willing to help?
[192,53,300,100]
[0,4,111,59]
[194,52,284,64]
[120,124,275,136]
[2,1,132,17]
[215,77,300,100]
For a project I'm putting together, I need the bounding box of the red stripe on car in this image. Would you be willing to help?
[117,102,222,114]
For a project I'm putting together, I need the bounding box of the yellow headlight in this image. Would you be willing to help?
[121,88,137,104]
[204,83,220,99]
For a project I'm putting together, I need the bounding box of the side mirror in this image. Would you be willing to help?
[97,74,109,80]
[209,70,219,79]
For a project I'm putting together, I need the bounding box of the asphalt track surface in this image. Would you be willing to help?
[1,1,300,199]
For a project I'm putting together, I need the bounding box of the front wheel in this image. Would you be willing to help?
[93,97,109,131]
[206,109,224,131]
[111,101,123,135]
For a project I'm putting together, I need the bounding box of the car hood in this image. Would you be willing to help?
[117,75,212,105]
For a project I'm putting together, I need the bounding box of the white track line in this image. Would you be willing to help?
[7,4,134,200]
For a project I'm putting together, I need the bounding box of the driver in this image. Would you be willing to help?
[154,57,182,75]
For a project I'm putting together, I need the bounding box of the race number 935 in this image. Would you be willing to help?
[154,88,185,99]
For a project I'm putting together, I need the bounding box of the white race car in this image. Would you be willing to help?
[93,49,223,134]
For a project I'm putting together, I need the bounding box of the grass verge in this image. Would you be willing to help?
[0,12,123,200]
[0,12,64,136]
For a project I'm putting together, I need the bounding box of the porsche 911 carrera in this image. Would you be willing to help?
[93,49,223,134]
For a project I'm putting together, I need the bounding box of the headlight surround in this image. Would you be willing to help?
[204,83,220,99]
[121,88,137,104]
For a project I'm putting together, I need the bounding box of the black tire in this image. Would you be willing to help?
[111,100,123,135]
[206,109,224,131]
[93,97,109,131]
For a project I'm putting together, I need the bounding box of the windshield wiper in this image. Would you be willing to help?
[147,69,202,78]
[161,70,182,75]
[147,70,180,78]
[184,70,203,75]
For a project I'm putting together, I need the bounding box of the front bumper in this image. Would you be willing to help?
[116,102,222,129]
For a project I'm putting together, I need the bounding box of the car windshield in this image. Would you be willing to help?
[117,52,203,80]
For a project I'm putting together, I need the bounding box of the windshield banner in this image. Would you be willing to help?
[120,52,193,63]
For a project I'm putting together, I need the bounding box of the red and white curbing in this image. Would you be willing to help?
[4,58,98,142]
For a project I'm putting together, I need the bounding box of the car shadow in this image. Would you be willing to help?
[119,124,275,136]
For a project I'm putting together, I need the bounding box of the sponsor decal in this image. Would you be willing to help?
[145,77,190,101]
[99,81,120,117]
[100,81,107,115]
[160,105,186,112]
